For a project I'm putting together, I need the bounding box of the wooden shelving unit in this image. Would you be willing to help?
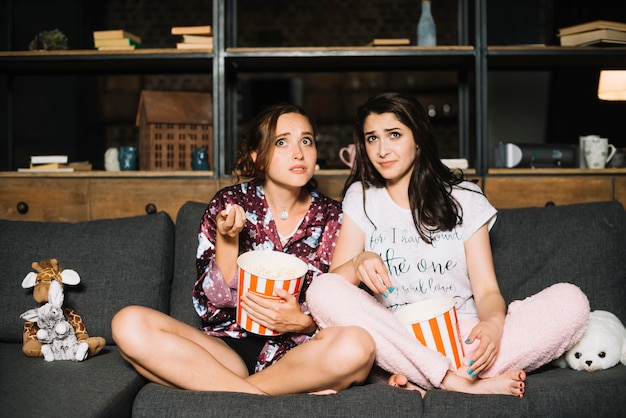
[0,0,624,220]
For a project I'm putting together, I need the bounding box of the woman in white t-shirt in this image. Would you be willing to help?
[306,92,590,397]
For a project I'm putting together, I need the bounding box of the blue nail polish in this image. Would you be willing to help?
[388,286,395,293]
[382,292,388,298]
[465,338,471,343]
[468,368,473,375]
[469,359,475,366]
[471,373,476,379]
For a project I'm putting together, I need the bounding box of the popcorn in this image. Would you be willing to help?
[238,263,301,280]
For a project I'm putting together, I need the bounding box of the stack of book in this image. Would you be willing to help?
[558,20,626,47]
[367,38,411,46]
[93,30,142,50]
[171,25,213,50]
[19,155,92,172]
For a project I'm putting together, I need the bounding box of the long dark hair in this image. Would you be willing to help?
[344,91,467,243]
[233,103,317,189]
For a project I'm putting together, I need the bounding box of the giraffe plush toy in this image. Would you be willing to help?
[20,259,106,359]
[21,280,89,361]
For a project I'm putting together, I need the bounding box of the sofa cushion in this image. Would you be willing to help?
[421,365,626,417]
[170,201,208,328]
[133,382,423,417]
[0,212,175,344]
[490,201,626,323]
[0,343,145,417]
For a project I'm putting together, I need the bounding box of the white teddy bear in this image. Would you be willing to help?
[554,310,626,372]
[20,280,89,362]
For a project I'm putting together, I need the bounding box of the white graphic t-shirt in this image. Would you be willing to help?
[343,181,497,320]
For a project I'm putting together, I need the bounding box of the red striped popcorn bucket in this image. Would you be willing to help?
[236,251,308,336]
[394,297,465,369]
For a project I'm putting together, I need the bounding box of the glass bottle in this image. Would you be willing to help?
[417,0,437,46]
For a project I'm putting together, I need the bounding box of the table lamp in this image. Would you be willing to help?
[598,70,626,101]
[597,70,626,167]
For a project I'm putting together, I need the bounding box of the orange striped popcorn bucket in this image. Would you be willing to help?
[394,297,465,369]
[236,251,307,336]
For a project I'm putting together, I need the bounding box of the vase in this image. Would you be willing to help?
[417,0,437,46]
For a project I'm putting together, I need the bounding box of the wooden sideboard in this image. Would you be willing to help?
[483,169,623,209]
[0,171,352,222]
[0,169,624,222]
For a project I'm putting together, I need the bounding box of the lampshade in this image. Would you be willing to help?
[598,70,626,101]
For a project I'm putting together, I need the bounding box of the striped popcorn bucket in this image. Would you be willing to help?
[394,297,465,369]
[236,251,308,336]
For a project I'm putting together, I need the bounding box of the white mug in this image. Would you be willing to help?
[583,137,616,169]
[104,147,120,171]
[339,144,356,168]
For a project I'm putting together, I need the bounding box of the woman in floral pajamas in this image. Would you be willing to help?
[112,103,375,395]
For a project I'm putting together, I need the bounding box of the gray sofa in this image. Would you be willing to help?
[1,200,624,418]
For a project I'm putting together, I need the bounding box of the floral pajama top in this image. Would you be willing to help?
[192,179,341,372]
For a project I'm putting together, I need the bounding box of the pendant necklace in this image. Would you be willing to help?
[265,191,295,221]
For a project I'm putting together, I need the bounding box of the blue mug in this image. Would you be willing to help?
[192,147,210,171]
[118,146,137,171]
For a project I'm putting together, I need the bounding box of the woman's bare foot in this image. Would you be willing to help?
[442,369,526,397]
[388,374,427,398]
[309,389,337,395]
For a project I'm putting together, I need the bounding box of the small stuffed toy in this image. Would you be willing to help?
[20,259,106,359]
[21,280,89,361]
[554,310,626,372]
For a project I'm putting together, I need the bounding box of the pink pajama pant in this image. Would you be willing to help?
[306,273,589,389]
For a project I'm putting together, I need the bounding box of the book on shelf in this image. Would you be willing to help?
[559,28,626,47]
[93,29,142,45]
[30,155,68,165]
[171,25,212,35]
[29,162,66,169]
[558,20,626,37]
[97,45,137,51]
[176,34,213,50]
[367,38,411,46]
[182,34,213,44]
[20,161,92,173]
[176,42,213,50]
[67,161,92,171]
[19,167,75,172]
[94,37,141,47]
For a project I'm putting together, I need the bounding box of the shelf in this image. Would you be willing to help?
[0,49,214,75]
[487,46,626,70]
[488,168,626,175]
[0,168,482,179]
[0,170,216,178]
[0,169,346,178]
[226,46,475,72]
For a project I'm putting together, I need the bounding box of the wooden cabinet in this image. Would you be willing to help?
[87,178,219,220]
[0,173,219,222]
[0,172,351,222]
[483,175,614,208]
[3,171,621,223]
[0,178,90,221]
